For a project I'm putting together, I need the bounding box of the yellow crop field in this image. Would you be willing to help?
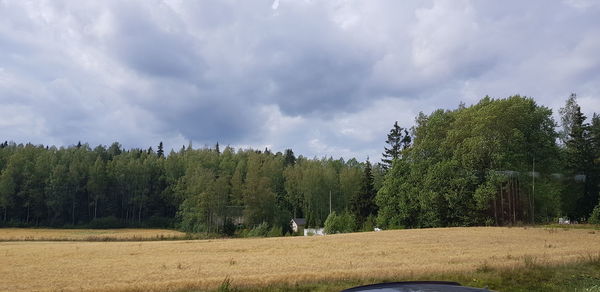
[1,227,599,292]
[0,228,186,241]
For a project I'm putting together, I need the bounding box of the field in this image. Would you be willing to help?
[1,227,600,291]
[0,228,187,241]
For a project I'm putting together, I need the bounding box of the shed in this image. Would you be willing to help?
[290,218,306,233]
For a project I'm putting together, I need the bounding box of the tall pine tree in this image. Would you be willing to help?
[157,142,164,158]
[562,96,599,219]
[381,121,411,170]
[351,159,377,227]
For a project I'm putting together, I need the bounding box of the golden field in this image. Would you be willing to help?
[0,228,186,241]
[1,227,599,292]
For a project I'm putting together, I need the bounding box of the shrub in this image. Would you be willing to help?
[362,215,375,232]
[267,225,283,237]
[589,204,600,224]
[324,211,356,234]
[246,222,270,237]
[324,211,339,234]
[340,212,357,232]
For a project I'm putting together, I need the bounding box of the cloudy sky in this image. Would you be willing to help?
[1,0,599,160]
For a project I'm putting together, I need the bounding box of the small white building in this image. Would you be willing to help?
[290,218,306,233]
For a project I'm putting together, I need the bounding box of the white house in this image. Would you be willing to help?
[290,218,306,233]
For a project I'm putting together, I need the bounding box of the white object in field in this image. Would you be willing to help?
[558,217,570,224]
[304,228,325,236]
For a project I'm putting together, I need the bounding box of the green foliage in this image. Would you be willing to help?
[381,121,410,170]
[350,160,377,227]
[323,211,339,234]
[377,96,563,228]
[561,94,600,219]
[267,225,283,237]
[246,222,270,237]
[0,140,379,233]
[590,204,600,224]
[361,215,375,232]
[222,218,236,236]
[324,211,356,234]
[87,216,123,229]
[0,94,597,233]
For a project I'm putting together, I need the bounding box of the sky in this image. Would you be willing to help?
[1,0,600,161]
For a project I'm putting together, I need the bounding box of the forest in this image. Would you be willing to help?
[0,94,599,235]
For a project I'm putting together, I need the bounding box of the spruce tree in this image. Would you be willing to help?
[350,159,377,227]
[562,97,599,219]
[382,121,410,170]
[283,149,296,166]
[157,142,164,158]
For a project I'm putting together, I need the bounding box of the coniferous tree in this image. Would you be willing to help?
[381,122,410,170]
[157,142,164,158]
[562,98,598,219]
[351,160,377,227]
[283,149,296,167]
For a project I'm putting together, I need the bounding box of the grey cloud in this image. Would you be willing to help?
[264,51,373,116]
[0,0,599,160]
[107,4,204,80]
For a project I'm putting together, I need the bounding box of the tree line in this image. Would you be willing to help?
[375,94,600,229]
[0,139,384,234]
[0,94,598,235]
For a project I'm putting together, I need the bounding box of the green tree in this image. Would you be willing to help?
[561,96,598,219]
[381,122,410,170]
[243,153,276,226]
[283,149,296,166]
[157,142,164,158]
[87,158,107,219]
[351,160,377,227]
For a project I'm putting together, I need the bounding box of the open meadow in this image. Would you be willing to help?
[0,228,187,241]
[1,227,600,291]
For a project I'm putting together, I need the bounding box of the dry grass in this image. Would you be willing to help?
[0,228,186,241]
[1,227,599,292]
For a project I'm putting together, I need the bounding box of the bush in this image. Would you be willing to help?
[324,211,339,234]
[88,216,123,229]
[324,211,356,234]
[246,222,270,237]
[362,215,375,232]
[267,225,283,237]
[589,204,600,224]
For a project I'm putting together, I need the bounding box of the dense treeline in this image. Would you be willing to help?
[1,94,599,234]
[0,140,384,234]
[376,95,600,229]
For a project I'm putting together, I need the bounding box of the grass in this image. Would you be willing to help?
[217,255,600,292]
[1,227,600,291]
[540,224,600,230]
[0,227,188,241]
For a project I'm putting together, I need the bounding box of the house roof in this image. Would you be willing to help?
[291,218,306,225]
